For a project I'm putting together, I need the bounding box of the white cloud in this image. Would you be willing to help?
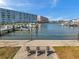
[0,0,14,10]
[50,0,59,7]
[0,0,7,6]
[0,0,59,11]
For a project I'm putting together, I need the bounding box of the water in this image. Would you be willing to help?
[0,23,79,40]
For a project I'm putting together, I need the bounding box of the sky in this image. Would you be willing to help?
[0,0,79,20]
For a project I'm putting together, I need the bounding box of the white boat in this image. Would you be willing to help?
[61,23,64,26]
[20,26,29,31]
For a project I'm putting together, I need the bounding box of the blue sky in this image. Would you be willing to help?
[0,0,79,20]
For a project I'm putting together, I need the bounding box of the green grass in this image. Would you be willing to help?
[0,47,20,59]
[53,46,79,59]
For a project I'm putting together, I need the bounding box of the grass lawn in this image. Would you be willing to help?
[0,47,20,59]
[54,46,79,59]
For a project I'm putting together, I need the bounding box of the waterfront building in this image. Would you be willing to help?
[0,8,37,24]
[72,18,79,25]
[37,16,49,23]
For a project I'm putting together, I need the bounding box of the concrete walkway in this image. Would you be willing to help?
[13,46,59,59]
[13,46,27,59]
[0,40,79,47]
[0,40,79,59]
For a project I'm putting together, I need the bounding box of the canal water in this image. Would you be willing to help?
[0,23,79,40]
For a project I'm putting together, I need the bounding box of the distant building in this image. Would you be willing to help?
[72,18,79,25]
[0,8,37,24]
[37,16,49,23]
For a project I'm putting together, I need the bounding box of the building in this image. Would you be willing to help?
[37,16,49,23]
[0,8,37,24]
[72,18,79,25]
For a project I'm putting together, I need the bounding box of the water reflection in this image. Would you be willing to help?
[0,23,79,40]
[33,23,79,40]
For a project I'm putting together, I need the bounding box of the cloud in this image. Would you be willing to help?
[0,0,15,10]
[0,0,33,10]
[50,0,59,7]
[0,0,6,6]
[0,0,59,11]
[53,0,58,5]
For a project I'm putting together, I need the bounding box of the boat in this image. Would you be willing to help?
[20,26,30,31]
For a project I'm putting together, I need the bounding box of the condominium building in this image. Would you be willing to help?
[37,16,49,23]
[0,8,37,24]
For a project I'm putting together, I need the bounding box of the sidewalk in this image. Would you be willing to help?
[13,46,27,59]
[13,46,59,59]
[0,40,79,47]
[0,40,79,59]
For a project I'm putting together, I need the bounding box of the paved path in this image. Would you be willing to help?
[13,46,26,59]
[13,46,59,59]
[0,40,79,47]
[0,40,79,59]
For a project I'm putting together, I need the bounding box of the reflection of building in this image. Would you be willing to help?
[37,16,49,23]
[0,8,37,23]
